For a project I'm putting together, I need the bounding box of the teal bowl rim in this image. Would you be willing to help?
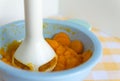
[0,19,102,79]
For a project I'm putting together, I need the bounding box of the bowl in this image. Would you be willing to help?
[0,19,102,81]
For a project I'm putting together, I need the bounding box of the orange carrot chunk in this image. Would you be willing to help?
[53,32,71,46]
[69,40,84,54]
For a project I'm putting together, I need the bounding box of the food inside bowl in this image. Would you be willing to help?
[0,32,92,72]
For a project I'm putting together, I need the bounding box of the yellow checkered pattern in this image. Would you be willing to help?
[46,17,120,81]
[1,17,120,81]
[84,28,120,81]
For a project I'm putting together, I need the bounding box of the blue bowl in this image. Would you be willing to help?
[0,19,102,81]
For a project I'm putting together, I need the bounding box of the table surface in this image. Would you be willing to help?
[0,18,120,81]
[84,28,120,81]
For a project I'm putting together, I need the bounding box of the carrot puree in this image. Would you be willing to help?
[0,32,92,72]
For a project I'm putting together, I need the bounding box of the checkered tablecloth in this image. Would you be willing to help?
[51,17,120,81]
[84,28,120,81]
[0,17,120,81]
